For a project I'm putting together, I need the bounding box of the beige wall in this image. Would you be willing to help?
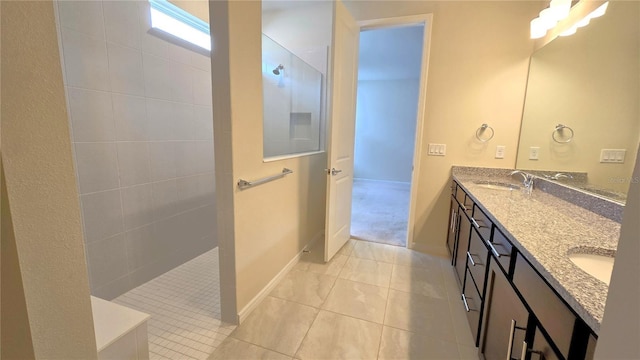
[346,1,540,255]
[516,1,640,194]
[1,1,97,358]
[169,0,209,23]
[210,0,327,315]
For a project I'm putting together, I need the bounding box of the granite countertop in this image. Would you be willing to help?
[451,167,621,335]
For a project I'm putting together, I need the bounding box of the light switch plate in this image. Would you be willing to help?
[529,147,540,160]
[600,149,626,163]
[495,145,505,159]
[428,143,446,156]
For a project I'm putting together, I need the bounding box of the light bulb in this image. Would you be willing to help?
[560,26,577,36]
[530,17,547,39]
[575,16,591,28]
[550,0,571,21]
[539,8,559,30]
[589,2,609,18]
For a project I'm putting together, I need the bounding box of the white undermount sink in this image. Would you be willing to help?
[569,252,615,285]
[473,181,519,191]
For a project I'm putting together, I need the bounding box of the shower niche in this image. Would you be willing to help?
[262,34,324,159]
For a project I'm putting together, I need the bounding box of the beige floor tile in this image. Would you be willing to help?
[208,337,291,360]
[270,270,336,307]
[337,238,357,256]
[390,264,448,300]
[296,310,382,360]
[231,297,318,356]
[384,289,456,342]
[449,294,477,347]
[394,248,445,270]
[351,241,399,264]
[442,263,464,301]
[294,251,348,277]
[378,326,460,360]
[458,344,480,360]
[321,278,389,323]
[339,257,393,287]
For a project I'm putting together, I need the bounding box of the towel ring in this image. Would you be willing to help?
[475,124,494,142]
[552,124,574,143]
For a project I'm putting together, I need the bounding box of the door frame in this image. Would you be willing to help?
[356,14,434,249]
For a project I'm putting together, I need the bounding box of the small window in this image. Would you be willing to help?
[149,0,211,51]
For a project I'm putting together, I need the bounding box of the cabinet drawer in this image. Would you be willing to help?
[530,327,561,360]
[462,269,482,345]
[489,228,513,272]
[513,254,576,358]
[451,181,458,196]
[467,228,488,295]
[455,183,466,205]
[471,205,492,241]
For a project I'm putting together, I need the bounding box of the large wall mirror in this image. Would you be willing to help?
[516,1,639,204]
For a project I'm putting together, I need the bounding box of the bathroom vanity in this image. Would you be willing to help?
[446,167,620,360]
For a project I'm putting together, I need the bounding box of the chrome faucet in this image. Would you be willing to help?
[509,170,535,194]
[544,173,573,180]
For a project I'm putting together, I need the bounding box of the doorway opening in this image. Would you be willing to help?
[350,24,425,248]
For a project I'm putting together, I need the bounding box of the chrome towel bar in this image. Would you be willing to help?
[237,168,293,190]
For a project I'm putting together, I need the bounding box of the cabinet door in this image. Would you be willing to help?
[447,196,459,262]
[481,262,529,360]
[526,327,561,360]
[455,211,472,286]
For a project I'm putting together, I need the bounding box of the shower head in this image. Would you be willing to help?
[273,64,284,75]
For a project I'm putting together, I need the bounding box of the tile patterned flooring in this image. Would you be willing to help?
[113,248,236,360]
[210,239,480,360]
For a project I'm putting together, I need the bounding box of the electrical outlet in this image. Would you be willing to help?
[600,149,626,163]
[495,145,505,159]
[428,143,446,156]
[529,147,540,160]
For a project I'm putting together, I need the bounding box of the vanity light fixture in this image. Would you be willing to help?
[531,0,571,39]
[560,1,609,37]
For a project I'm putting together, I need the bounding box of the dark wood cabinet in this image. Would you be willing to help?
[446,180,597,360]
[455,210,472,285]
[481,260,529,360]
[447,196,459,260]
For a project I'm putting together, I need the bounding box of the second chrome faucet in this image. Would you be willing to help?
[509,170,535,194]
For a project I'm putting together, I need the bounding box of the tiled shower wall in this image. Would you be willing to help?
[55,0,216,299]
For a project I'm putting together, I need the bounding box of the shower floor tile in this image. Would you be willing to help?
[113,248,235,360]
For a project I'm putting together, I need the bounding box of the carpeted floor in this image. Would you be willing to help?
[351,178,410,247]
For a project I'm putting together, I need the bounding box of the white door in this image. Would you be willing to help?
[324,0,360,262]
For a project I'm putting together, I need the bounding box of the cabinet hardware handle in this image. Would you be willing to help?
[521,341,528,360]
[451,211,455,231]
[506,319,517,360]
[471,217,480,229]
[461,294,470,312]
[467,251,477,266]
[487,240,502,258]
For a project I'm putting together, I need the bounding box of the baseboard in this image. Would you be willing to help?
[237,231,324,324]
[410,242,449,258]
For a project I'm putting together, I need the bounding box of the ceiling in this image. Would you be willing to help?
[358,25,425,81]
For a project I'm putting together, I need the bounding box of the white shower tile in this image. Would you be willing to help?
[103,0,142,49]
[75,142,120,194]
[192,68,212,106]
[57,0,105,39]
[191,53,211,72]
[107,43,145,96]
[169,61,194,104]
[121,184,154,230]
[151,179,178,221]
[116,142,151,187]
[67,88,115,142]
[168,43,193,65]
[173,102,195,140]
[112,93,148,141]
[81,189,124,242]
[61,27,110,91]
[149,142,177,181]
[143,53,172,100]
[146,99,176,141]
[193,106,214,140]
